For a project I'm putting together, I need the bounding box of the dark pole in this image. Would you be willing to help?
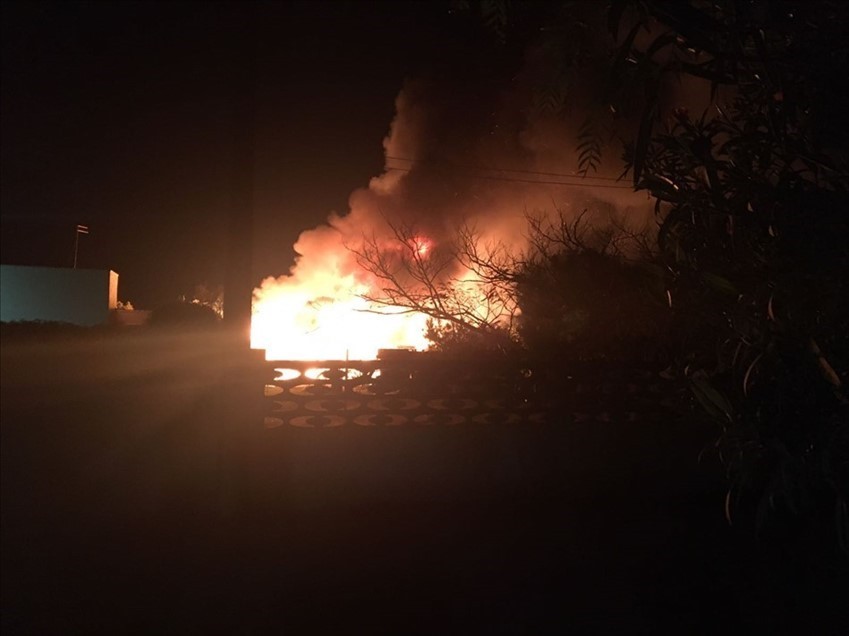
[223,3,256,348]
[216,3,263,519]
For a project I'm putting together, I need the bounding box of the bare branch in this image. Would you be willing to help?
[348,209,653,349]
[351,218,511,335]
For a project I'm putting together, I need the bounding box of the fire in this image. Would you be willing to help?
[251,270,430,361]
[412,236,431,256]
[249,220,518,362]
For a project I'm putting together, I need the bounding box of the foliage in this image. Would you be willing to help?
[149,300,222,328]
[424,319,517,357]
[182,283,224,318]
[352,210,660,361]
[515,210,666,362]
[362,0,849,550]
[576,117,603,176]
[609,0,849,549]
[517,249,666,361]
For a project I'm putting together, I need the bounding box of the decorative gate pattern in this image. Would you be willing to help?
[262,355,668,428]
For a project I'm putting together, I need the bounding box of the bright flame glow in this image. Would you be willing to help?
[273,368,302,381]
[251,273,430,361]
[412,236,431,256]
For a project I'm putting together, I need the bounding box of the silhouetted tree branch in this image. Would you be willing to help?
[351,211,659,357]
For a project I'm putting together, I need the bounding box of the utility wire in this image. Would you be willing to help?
[385,155,629,182]
[384,166,635,190]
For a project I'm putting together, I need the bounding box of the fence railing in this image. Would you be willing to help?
[262,354,669,428]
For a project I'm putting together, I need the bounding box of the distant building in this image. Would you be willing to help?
[0,265,118,326]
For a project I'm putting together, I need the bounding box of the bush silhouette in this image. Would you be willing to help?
[149,301,221,328]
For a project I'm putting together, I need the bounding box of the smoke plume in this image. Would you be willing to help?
[252,8,658,358]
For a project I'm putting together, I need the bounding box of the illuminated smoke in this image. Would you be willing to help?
[252,11,657,360]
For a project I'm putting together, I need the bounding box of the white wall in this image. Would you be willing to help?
[0,265,119,326]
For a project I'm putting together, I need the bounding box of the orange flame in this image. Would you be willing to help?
[251,282,430,361]
[412,236,431,256]
[251,237,432,360]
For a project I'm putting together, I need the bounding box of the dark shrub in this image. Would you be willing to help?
[149,301,221,328]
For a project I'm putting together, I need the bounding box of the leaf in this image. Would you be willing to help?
[691,374,734,422]
[810,339,842,388]
[657,205,685,252]
[632,95,657,186]
[678,61,735,84]
[725,489,733,525]
[576,121,603,176]
[836,497,849,556]
[702,272,739,296]
[639,175,681,203]
[611,21,643,85]
[644,31,678,61]
[607,0,629,39]
[480,0,509,43]
[742,352,764,397]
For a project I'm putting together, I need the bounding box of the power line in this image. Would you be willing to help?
[383,166,635,190]
[385,155,629,182]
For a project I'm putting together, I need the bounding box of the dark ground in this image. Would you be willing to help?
[2,327,847,634]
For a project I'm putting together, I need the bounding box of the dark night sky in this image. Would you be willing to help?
[1,1,476,307]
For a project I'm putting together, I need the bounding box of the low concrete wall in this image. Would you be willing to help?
[0,265,118,326]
